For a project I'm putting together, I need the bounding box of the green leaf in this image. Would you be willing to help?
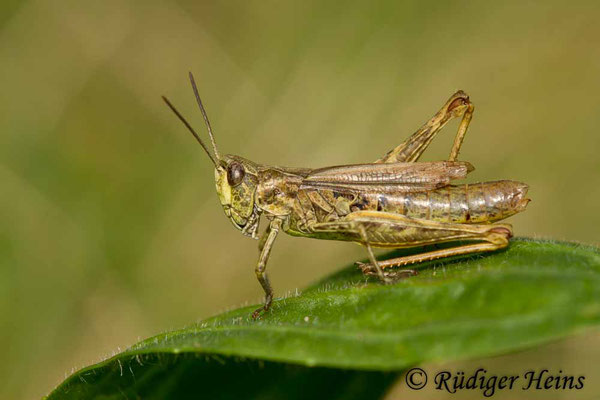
[47,239,600,399]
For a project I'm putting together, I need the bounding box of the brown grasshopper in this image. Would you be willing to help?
[163,73,530,318]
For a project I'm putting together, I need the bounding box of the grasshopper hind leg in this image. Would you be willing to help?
[357,233,509,278]
[308,211,512,281]
[356,221,511,278]
[377,91,473,163]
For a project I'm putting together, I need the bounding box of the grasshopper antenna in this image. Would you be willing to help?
[162,95,218,168]
[188,71,221,162]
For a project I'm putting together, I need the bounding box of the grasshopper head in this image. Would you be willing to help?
[163,72,261,238]
[214,155,260,237]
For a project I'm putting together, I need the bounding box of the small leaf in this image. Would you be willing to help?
[47,239,600,399]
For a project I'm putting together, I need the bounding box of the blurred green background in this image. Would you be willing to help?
[1,1,599,399]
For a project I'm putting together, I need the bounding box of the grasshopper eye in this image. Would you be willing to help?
[227,162,245,186]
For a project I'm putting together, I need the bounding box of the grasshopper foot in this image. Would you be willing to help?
[251,306,267,319]
[251,295,273,319]
[384,269,418,280]
[356,262,394,284]
[356,262,418,281]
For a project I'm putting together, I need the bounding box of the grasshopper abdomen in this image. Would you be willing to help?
[421,180,529,224]
[349,180,529,225]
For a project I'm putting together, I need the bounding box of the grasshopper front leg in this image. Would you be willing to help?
[377,90,474,163]
[252,218,282,319]
[258,221,272,252]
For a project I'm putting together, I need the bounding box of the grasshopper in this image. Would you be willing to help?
[163,73,530,318]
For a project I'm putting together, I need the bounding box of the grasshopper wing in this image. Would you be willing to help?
[301,161,473,193]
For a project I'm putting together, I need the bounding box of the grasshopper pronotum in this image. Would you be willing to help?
[163,73,530,318]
